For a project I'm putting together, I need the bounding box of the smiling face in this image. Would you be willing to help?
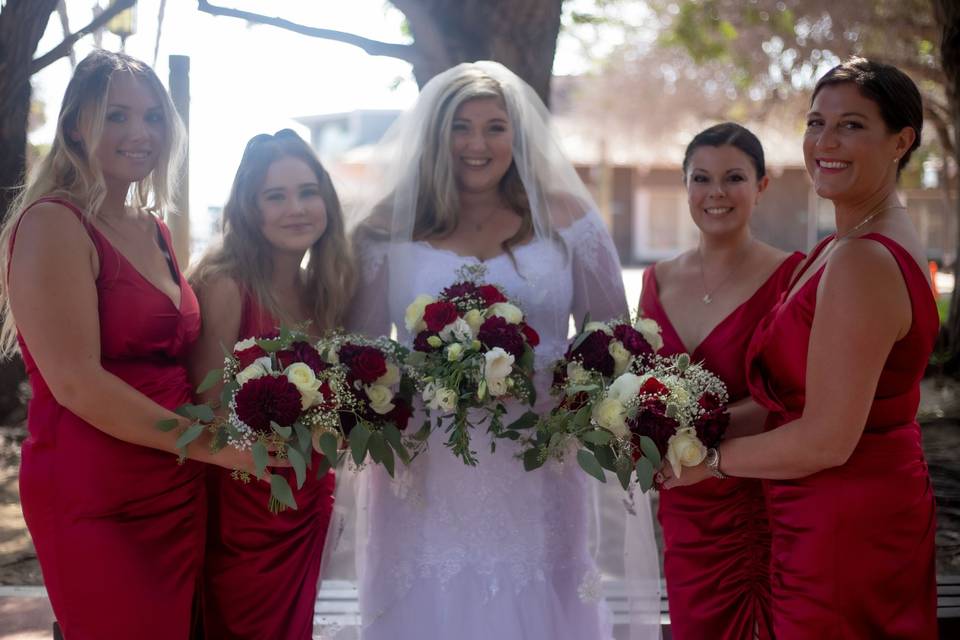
[88,72,166,188]
[449,97,515,195]
[685,144,768,238]
[803,82,913,204]
[257,155,328,255]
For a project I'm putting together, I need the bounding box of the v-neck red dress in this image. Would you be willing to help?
[746,233,938,639]
[640,251,803,640]
[13,197,206,639]
[201,292,336,640]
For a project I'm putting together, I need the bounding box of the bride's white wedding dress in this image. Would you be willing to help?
[317,213,661,640]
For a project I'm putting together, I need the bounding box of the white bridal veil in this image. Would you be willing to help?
[315,61,661,640]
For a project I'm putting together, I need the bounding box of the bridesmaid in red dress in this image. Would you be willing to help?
[189,129,356,639]
[640,122,802,639]
[662,58,938,639]
[0,51,256,639]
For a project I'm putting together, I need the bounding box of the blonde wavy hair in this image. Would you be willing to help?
[0,49,185,356]
[189,130,355,334]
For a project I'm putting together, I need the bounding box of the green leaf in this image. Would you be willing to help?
[350,423,372,465]
[616,462,632,490]
[367,431,387,465]
[315,454,332,478]
[519,345,534,372]
[413,420,432,441]
[382,424,410,464]
[156,418,180,432]
[196,368,224,394]
[582,429,612,446]
[594,444,617,472]
[638,436,661,468]
[573,405,592,430]
[636,457,656,492]
[256,336,283,353]
[318,432,339,464]
[271,423,292,440]
[576,449,607,483]
[506,410,539,431]
[252,441,269,478]
[287,447,307,489]
[293,423,312,453]
[175,421,206,450]
[177,403,215,423]
[270,475,298,511]
[377,434,395,476]
[220,381,239,410]
[523,447,544,471]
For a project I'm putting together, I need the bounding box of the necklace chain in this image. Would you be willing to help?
[834,204,905,242]
[697,239,754,305]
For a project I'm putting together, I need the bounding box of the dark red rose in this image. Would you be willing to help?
[423,301,459,333]
[695,393,728,447]
[277,341,326,373]
[613,324,652,357]
[477,284,508,307]
[385,399,413,431]
[441,281,479,300]
[339,344,388,385]
[413,331,439,352]
[640,377,669,397]
[234,375,302,433]
[478,316,525,358]
[520,322,540,347]
[629,399,679,457]
[235,344,268,369]
[566,330,614,376]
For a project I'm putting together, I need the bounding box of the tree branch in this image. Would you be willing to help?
[31,0,137,74]
[196,0,416,62]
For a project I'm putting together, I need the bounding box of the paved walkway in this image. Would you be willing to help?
[0,587,53,640]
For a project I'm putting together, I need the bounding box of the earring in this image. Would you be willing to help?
[893,157,899,164]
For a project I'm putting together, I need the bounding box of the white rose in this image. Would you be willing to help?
[404,294,435,333]
[566,361,590,385]
[434,387,458,413]
[446,343,464,362]
[607,372,643,402]
[285,362,318,391]
[375,362,400,387]
[483,347,515,386]
[634,317,663,353]
[487,377,509,397]
[236,357,271,386]
[487,302,524,325]
[463,308,484,337]
[608,340,632,377]
[365,384,395,415]
[592,397,629,438]
[439,317,473,344]
[233,337,257,352]
[665,427,707,478]
[584,321,613,335]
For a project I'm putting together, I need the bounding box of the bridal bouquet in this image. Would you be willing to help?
[159,328,340,512]
[311,332,420,477]
[404,264,539,465]
[525,314,724,492]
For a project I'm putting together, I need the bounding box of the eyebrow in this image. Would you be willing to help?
[691,167,747,174]
[806,110,868,118]
[453,117,508,123]
[106,104,163,111]
[261,182,320,193]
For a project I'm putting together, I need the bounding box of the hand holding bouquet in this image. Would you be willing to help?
[404,265,540,465]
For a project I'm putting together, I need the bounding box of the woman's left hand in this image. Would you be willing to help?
[659,460,712,489]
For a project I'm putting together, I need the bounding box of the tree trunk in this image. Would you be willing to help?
[394,0,563,106]
[934,0,960,367]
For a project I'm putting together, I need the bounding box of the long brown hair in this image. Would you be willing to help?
[190,129,355,333]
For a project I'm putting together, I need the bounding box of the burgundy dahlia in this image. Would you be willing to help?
[478,316,525,359]
[234,375,302,433]
[413,331,439,353]
[441,281,479,300]
[277,341,326,373]
[630,400,679,457]
[695,393,728,447]
[613,324,652,357]
[566,330,614,377]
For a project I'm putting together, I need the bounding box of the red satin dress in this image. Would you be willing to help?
[14,197,206,639]
[640,252,803,640]
[746,233,938,639]
[202,292,336,640]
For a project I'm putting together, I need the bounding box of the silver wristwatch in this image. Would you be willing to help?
[705,447,726,479]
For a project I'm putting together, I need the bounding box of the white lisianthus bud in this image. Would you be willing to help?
[592,397,629,438]
[464,308,484,337]
[374,362,401,387]
[607,372,643,402]
[427,336,443,348]
[435,387,458,413]
[365,384,396,415]
[669,385,690,406]
[584,321,613,335]
[665,427,707,478]
[446,343,464,362]
[566,361,590,385]
[634,317,663,353]
[439,317,473,344]
[487,302,524,325]
[404,294,435,333]
[608,340,632,377]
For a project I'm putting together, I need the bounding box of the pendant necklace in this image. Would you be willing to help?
[698,239,754,305]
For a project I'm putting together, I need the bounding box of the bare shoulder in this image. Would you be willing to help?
[653,250,695,285]
[194,274,242,317]
[752,241,792,275]
[12,201,91,254]
[821,237,904,301]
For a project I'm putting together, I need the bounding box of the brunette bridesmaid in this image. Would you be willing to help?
[640,122,802,639]
[0,50,254,638]
[188,129,356,639]
[663,58,938,639]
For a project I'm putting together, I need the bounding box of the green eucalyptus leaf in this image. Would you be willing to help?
[639,436,661,467]
[582,429,613,446]
[576,449,606,483]
[271,423,293,440]
[288,447,307,489]
[156,418,180,432]
[270,475,298,511]
[636,457,656,492]
[175,421,206,450]
[350,423,372,465]
[318,432,339,464]
[196,368,224,394]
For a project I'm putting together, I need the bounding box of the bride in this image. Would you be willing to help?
[317,61,661,640]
